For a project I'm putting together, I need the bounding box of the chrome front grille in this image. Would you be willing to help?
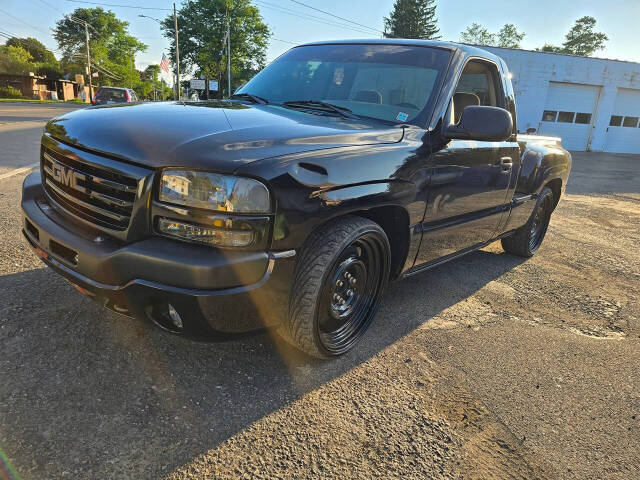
[41,146,139,231]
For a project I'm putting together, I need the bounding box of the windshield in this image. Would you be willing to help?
[236,43,451,124]
[96,88,126,102]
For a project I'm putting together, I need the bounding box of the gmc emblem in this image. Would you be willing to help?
[52,162,86,193]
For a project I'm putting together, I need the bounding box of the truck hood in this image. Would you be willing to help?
[45,101,403,172]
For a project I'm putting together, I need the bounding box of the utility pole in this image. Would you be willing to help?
[137,13,179,99]
[173,3,180,100]
[84,23,93,101]
[226,21,231,98]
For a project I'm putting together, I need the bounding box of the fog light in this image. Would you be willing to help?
[168,304,183,329]
[157,217,254,247]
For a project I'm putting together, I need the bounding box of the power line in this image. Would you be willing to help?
[72,52,123,80]
[0,28,64,53]
[271,38,298,45]
[254,1,376,36]
[32,0,63,14]
[0,8,51,36]
[0,27,17,37]
[289,0,383,35]
[66,0,171,10]
[91,64,122,80]
[68,15,98,32]
[257,0,374,34]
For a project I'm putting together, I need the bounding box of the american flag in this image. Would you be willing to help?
[160,53,170,73]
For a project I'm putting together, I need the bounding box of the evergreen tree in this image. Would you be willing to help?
[561,16,608,56]
[384,0,440,39]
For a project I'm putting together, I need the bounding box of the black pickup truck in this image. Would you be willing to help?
[21,40,571,358]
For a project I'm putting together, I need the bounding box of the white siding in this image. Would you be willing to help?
[605,88,640,153]
[482,46,640,152]
[538,82,600,150]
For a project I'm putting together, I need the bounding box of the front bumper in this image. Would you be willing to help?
[21,171,295,337]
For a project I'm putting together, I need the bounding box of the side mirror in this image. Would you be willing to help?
[443,105,513,142]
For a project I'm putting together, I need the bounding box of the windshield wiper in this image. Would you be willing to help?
[282,100,358,119]
[230,92,269,104]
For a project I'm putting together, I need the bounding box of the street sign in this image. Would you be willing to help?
[190,79,205,90]
[189,79,219,91]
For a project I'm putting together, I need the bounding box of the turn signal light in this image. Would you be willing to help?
[157,217,254,247]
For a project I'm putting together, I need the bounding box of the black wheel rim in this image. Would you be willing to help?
[317,232,387,355]
[529,197,550,252]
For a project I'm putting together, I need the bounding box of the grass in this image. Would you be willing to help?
[0,98,87,104]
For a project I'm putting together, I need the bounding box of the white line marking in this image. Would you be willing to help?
[0,163,39,181]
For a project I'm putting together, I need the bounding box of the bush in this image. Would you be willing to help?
[0,86,24,99]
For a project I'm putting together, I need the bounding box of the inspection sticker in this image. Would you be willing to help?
[395,111,409,122]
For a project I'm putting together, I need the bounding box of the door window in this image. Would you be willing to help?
[575,113,592,124]
[557,111,575,123]
[609,115,623,126]
[452,59,503,123]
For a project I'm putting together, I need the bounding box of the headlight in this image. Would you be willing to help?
[159,170,270,213]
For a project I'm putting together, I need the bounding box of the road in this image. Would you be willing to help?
[0,102,82,177]
[0,102,638,479]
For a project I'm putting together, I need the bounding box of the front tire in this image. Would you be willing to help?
[281,216,390,358]
[501,186,554,257]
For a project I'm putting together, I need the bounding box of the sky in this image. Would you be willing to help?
[1,0,639,84]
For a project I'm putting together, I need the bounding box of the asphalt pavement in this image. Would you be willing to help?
[0,102,83,176]
[0,102,638,479]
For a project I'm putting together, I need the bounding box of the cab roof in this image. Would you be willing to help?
[298,39,503,64]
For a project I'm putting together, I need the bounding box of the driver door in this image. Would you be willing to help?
[414,59,518,266]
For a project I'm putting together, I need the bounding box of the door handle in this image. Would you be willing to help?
[497,156,513,171]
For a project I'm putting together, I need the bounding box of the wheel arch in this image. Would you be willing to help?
[545,178,562,210]
[297,203,411,282]
[350,205,410,280]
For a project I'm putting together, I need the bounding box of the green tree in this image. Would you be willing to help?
[6,37,56,64]
[53,7,146,88]
[136,64,162,100]
[538,44,564,53]
[538,16,608,56]
[143,64,161,84]
[497,24,525,48]
[162,0,270,97]
[561,16,608,56]
[0,44,36,74]
[384,0,440,39]
[6,37,61,78]
[460,23,495,45]
[460,23,525,48]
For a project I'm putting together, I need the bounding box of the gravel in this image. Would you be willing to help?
[0,103,638,479]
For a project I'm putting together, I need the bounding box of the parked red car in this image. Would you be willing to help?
[92,87,139,105]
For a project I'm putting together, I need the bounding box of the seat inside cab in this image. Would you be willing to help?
[450,59,502,124]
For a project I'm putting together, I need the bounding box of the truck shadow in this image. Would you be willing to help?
[0,246,526,479]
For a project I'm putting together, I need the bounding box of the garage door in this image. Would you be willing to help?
[538,82,600,151]
[605,88,640,154]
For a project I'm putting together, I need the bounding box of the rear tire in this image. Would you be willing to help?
[501,187,554,257]
[280,216,390,358]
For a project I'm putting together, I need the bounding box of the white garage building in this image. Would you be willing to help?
[482,46,640,153]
